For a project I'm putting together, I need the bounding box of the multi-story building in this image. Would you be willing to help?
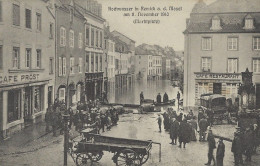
[152,55,162,80]
[55,0,85,106]
[104,25,115,92]
[183,0,260,108]
[134,54,153,80]
[162,57,171,80]
[76,0,105,101]
[0,0,55,139]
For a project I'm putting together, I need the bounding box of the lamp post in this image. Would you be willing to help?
[63,64,78,166]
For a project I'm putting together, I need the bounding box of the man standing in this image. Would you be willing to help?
[205,129,216,165]
[157,114,162,132]
[157,93,161,103]
[163,92,169,103]
[140,91,144,105]
[170,117,179,145]
[178,119,192,148]
[231,132,243,166]
[216,138,225,166]
[45,105,52,132]
[199,116,208,141]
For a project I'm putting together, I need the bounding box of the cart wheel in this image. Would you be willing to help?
[116,149,141,166]
[139,151,150,165]
[76,153,89,166]
[88,151,103,162]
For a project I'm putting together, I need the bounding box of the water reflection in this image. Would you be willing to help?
[107,80,180,105]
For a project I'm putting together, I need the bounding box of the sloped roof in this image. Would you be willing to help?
[111,30,135,43]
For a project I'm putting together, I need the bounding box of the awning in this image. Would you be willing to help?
[0,79,50,91]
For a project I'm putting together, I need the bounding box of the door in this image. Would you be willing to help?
[213,83,222,94]
[256,84,260,109]
[48,86,53,107]
[24,87,32,123]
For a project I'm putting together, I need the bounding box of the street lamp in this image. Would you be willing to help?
[63,64,79,166]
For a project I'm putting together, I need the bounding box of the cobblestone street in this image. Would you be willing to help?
[1,107,260,166]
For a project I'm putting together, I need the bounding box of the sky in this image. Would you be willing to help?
[97,0,216,51]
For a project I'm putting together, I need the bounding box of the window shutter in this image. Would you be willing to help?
[63,57,66,75]
[59,57,62,76]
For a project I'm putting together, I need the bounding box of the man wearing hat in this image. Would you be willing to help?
[231,131,243,165]
[205,128,216,165]
[216,138,225,166]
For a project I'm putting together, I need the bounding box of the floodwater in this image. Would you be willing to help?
[107,80,181,104]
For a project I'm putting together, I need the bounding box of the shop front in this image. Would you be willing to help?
[0,73,49,139]
[194,72,242,105]
[85,72,103,101]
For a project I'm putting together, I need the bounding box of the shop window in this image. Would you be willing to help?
[86,52,89,72]
[226,83,238,98]
[202,37,212,51]
[25,8,31,29]
[34,86,42,113]
[228,37,238,50]
[36,12,41,31]
[201,57,211,72]
[8,90,20,122]
[13,3,20,26]
[253,59,260,73]
[228,58,238,73]
[253,37,260,50]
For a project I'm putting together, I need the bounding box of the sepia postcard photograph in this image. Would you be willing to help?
[0,0,260,165]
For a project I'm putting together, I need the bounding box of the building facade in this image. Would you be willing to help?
[152,55,162,80]
[55,0,85,107]
[162,57,171,80]
[183,0,260,108]
[0,0,55,139]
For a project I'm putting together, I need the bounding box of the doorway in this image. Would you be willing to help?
[48,86,53,108]
[213,83,222,94]
[24,87,32,125]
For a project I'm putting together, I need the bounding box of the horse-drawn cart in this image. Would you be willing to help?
[69,131,161,166]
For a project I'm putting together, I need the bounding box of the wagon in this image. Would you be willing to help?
[69,131,161,166]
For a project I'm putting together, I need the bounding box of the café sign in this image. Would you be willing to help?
[0,74,40,85]
[194,72,241,80]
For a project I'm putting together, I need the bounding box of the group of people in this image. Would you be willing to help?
[45,98,120,136]
[156,92,169,103]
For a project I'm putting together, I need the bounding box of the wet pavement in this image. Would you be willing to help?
[1,106,260,166]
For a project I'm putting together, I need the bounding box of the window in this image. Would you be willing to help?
[36,13,41,31]
[96,30,99,47]
[70,57,74,74]
[253,59,260,73]
[13,47,19,69]
[100,55,102,71]
[8,89,20,122]
[86,52,89,72]
[227,58,238,73]
[91,28,94,47]
[0,45,2,70]
[25,48,31,68]
[79,57,82,73]
[91,53,94,72]
[58,57,62,76]
[36,49,41,68]
[85,25,90,46]
[49,23,54,39]
[211,18,221,30]
[202,37,212,50]
[78,33,83,48]
[198,83,209,97]
[13,4,20,26]
[69,30,74,48]
[59,88,65,101]
[245,19,254,29]
[0,1,2,22]
[95,54,98,72]
[201,57,211,72]
[60,27,66,46]
[25,9,31,28]
[100,31,103,48]
[253,37,260,50]
[62,57,66,75]
[226,83,238,98]
[228,37,238,50]
[49,58,54,74]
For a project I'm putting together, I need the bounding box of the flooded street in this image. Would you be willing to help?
[107,80,181,104]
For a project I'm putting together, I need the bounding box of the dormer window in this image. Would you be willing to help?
[211,15,221,30]
[244,14,254,30]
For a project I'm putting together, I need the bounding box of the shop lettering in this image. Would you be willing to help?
[195,73,240,79]
[0,74,40,84]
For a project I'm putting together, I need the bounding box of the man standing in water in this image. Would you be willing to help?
[157,114,162,132]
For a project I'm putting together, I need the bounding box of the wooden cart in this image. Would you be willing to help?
[69,132,161,166]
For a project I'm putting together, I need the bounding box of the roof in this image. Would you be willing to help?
[111,30,135,43]
[192,0,260,14]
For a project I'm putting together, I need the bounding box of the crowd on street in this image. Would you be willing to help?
[44,98,120,137]
[160,107,260,166]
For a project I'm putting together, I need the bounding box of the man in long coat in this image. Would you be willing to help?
[205,129,216,165]
[231,132,244,165]
[216,138,225,166]
[163,92,169,103]
[178,119,192,148]
[188,116,197,141]
[157,93,161,103]
[170,118,179,145]
[199,116,208,141]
